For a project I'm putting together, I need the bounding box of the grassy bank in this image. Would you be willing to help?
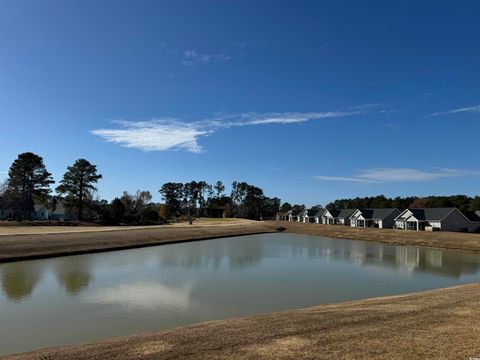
[0,219,274,263]
[276,221,480,253]
[2,220,480,263]
[4,283,480,360]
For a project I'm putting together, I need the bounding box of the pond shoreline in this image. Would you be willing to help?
[2,220,480,263]
[1,222,480,359]
[4,282,480,360]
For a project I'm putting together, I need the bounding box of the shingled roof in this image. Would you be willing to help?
[462,210,480,222]
[335,209,357,219]
[355,208,400,220]
[405,208,457,221]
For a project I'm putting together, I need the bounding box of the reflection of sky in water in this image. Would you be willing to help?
[1,233,480,356]
[83,282,192,310]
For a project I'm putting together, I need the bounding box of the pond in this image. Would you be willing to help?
[1,233,480,355]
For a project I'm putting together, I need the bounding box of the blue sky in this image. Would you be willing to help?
[0,0,479,206]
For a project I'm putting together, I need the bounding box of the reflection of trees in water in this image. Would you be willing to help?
[152,234,480,278]
[156,238,264,271]
[54,256,92,295]
[0,262,44,301]
[281,235,480,279]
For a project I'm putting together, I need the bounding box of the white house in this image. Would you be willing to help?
[300,209,319,223]
[314,208,327,224]
[394,208,480,232]
[288,208,303,222]
[350,208,401,229]
[31,204,49,220]
[321,209,356,226]
[276,210,292,221]
[51,201,77,221]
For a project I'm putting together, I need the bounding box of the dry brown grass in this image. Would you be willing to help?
[0,220,274,262]
[2,220,480,262]
[277,221,480,253]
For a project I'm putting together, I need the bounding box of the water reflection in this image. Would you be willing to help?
[1,233,480,356]
[83,282,192,310]
[153,235,480,279]
[293,237,479,278]
[54,257,92,295]
[156,239,264,271]
[0,262,43,301]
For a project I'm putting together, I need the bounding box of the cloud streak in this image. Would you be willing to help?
[314,168,480,184]
[429,104,480,117]
[91,108,372,153]
[182,49,231,66]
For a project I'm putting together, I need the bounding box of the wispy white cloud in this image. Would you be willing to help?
[313,43,329,51]
[314,168,480,184]
[91,108,375,153]
[429,104,480,117]
[91,120,211,153]
[182,49,231,66]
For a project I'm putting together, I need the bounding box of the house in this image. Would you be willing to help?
[31,204,49,220]
[320,209,336,224]
[321,209,356,226]
[301,209,319,223]
[50,201,77,221]
[394,208,480,232]
[350,208,401,229]
[276,210,292,221]
[314,208,327,224]
[288,208,303,222]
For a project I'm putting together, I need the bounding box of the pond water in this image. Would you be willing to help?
[1,233,480,355]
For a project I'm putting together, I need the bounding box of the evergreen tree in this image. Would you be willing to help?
[6,152,54,220]
[56,159,102,220]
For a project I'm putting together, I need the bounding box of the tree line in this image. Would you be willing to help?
[158,180,281,220]
[325,194,480,211]
[0,152,282,223]
[1,152,102,221]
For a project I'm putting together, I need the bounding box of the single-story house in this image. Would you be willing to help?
[276,210,292,221]
[314,208,327,224]
[321,209,356,226]
[301,209,319,223]
[31,204,49,220]
[50,201,77,221]
[350,208,401,229]
[288,208,304,222]
[394,208,480,232]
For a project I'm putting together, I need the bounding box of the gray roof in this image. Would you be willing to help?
[314,208,327,218]
[307,209,319,217]
[34,204,47,212]
[402,208,457,221]
[290,209,303,216]
[333,209,357,219]
[462,210,480,222]
[355,208,400,220]
[299,209,310,217]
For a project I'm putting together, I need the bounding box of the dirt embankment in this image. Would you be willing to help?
[2,220,480,263]
[4,283,480,360]
[274,221,480,253]
[0,220,276,263]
